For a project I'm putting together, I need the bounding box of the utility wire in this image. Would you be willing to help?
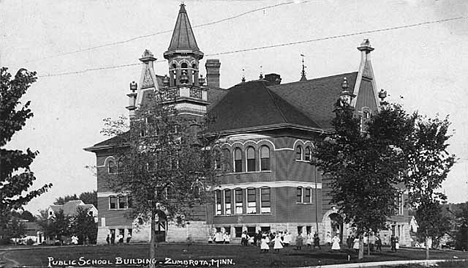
[26,1,303,64]
[38,16,465,78]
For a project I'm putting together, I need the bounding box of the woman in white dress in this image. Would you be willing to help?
[353,237,360,253]
[260,235,270,253]
[273,234,283,253]
[306,232,313,248]
[331,235,341,250]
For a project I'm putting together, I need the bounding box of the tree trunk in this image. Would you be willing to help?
[149,210,156,268]
[358,236,364,260]
[425,236,430,260]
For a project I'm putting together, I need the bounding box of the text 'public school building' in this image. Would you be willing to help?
[85,4,410,246]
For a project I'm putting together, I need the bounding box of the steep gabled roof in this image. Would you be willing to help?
[207,80,320,134]
[269,72,359,129]
[164,4,203,58]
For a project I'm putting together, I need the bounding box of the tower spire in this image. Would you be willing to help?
[300,54,307,81]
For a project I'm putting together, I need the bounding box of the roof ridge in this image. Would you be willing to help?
[264,86,289,124]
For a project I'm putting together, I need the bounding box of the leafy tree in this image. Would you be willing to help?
[102,90,219,267]
[71,207,97,244]
[39,210,72,244]
[451,202,468,250]
[79,191,97,208]
[403,116,456,259]
[312,101,416,259]
[54,194,79,205]
[0,67,52,239]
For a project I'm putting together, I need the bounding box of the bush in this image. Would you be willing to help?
[26,239,34,245]
[0,236,12,245]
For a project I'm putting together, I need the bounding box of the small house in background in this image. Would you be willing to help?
[47,200,98,223]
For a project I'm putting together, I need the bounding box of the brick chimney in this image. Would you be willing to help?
[205,59,221,88]
[264,73,282,85]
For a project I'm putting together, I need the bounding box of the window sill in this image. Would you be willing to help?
[108,208,130,211]
[225,170,272,175]
[295,202,314,205]
[215,213,272,217]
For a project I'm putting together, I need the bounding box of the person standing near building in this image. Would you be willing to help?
[241,231,249,246]
[272,234,283,253]
[390,234,396,252]
[106,234,110,245]
[283,231,291,247]
[223,232,230,244]
[353,236,360,253]
[260,235,270,253]
[325,231,332,246]
[296,233,304,250]
[375,234,382,252]
[306,232,313,248]
[313,233,321,249]
[331,235,341,251]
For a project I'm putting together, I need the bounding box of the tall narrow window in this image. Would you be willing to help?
[214,150,221,170]
[222,148,231,172]
[224,190,232,215]
[260,187,271,213]
[304,188,311,203]
[215,190,222,215]
[305,146,311,161]
[109,196,117,209]
[295,145,303,160]
[260,146,270,171]
[108,160,117,174]
[234,148,243,173]
[247,147,256,172]
[296,187,303,203]
[235,189,243,214]
[118,196,127,209]
[247,188,257,214]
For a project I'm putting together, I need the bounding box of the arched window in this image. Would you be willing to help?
[246,147,256,172]
[181,62,188,68]
[108,160,117,174]
[222,148,231,172]
[234,148,243,173]
[305,146,311,161]
[214,149,222,170]
[260,146,270,171]
[295,145,303,161]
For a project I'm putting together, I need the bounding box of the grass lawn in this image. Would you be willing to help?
[3,243,468,268]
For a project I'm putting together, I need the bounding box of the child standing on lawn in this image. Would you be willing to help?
[296,233,304,250]
[260,235,270,253]
[272,234,283,253]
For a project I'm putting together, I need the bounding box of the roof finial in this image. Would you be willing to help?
[300,54,307,81]
[241,68,246,83]
[259,66,264,80]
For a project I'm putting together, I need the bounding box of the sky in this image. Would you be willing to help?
[1,0,467,215]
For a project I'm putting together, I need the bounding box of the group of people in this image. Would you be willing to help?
[346,232,392,253]
[106,232,131,244]
[208,231,231,244]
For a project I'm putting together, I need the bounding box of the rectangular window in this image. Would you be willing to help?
[260,226,270,233]
[247,226,256,238]
[118,196,127,209]
[215,190,222,215]
[235,227,243,238]
[235,189,243,214]
[247,159,256,172]
[110,196,117,209]
[296,187,303,203]
[224,190,231,215]
[306,226,312,234]
[304,188,311,203]
[260,158,270,171]
[247,188,256,214]
[398,193,404,215]
[260,188,271,213]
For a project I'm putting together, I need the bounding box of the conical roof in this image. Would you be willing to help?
[164,4,203,59]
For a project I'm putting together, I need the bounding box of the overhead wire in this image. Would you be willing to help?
[38,16,465,78]
[26,1,303,64]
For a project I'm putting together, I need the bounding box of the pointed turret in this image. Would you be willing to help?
[164,4,204,87]
[164,4,203,60]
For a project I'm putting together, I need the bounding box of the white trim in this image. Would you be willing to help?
[214,181,322,190]
[98,191,130,198]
